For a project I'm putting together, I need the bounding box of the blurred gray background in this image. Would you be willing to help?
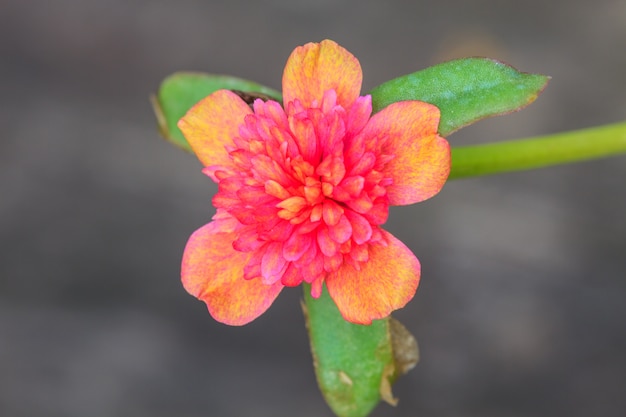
[1,0,625,416]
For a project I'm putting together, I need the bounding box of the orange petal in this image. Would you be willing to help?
[178,90,252,168]
[282,40,362,109]
[363,101,451,205]
[181,221,283,326]
[325,230,420,325]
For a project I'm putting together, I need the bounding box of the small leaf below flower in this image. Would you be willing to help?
[303,284,419,417]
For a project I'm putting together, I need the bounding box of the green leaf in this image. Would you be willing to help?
[303,285,418,417]
[151,72,282,151]
[369,58,549,136]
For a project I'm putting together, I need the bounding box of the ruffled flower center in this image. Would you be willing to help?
[208,90,395,296]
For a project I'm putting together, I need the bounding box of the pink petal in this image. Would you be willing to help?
[328,214,352,244]
[178,90,252,170]
[360,101,450,205]
[181,222,282,326]
[322,200,344,226]
[283,231,313,261]
[317,226,339,257]
[344,210,372,244]
[282,40,363,109]
[325,230,420,325]
[261,241,288,284]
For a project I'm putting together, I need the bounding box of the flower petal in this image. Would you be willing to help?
[282,40,362,109]
[178,90,252,169]
[363,101,451,205]
[326,230,420,325]
[181,222,283,326]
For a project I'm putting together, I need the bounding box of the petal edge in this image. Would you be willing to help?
[363,101,451,205]
[178,90,252,169]
[182,221,283,325]
[326,230,420,325]
[282,40,362,109]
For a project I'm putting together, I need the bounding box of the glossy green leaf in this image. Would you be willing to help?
[151,72,282,151]
[303,285,418,417]
[369,58,549,136]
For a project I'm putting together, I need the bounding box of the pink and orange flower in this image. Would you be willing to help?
[178,40,450,325]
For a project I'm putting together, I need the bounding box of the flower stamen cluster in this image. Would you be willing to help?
[209,90,393,298]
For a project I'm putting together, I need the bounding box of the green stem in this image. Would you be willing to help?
[449,121,626,179]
